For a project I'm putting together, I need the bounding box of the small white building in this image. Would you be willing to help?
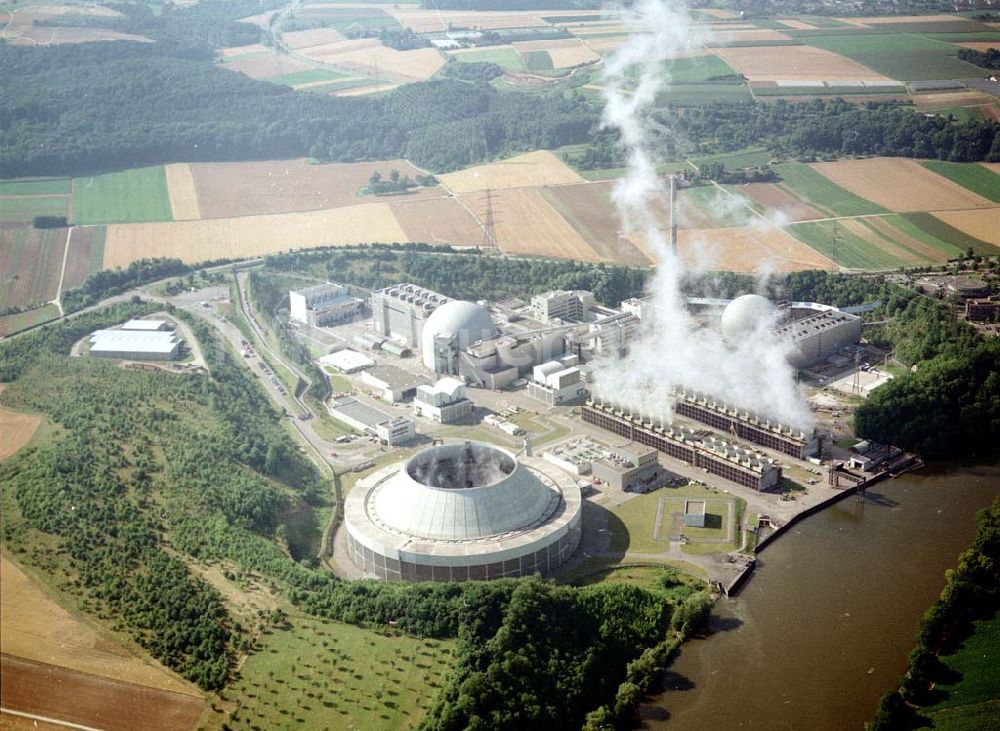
[318,349,374,374]
[527,361,588,406]
[484,413,524,436]
[414,377,473,424]
[328,396,415,446]
[361,364,428,403]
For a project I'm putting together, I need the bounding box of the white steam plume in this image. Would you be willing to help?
[594,0,812,428]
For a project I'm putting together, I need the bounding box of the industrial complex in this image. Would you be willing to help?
[87,319,182,361]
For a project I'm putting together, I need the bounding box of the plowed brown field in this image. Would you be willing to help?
[189,158,438,218]
[459,188,602,261]
[0,225,67,309]
[62,227,101,289]
[812,158,995,212]
[440,151,585,194]
[742,183,825,222]
[1,655,204,731]
[103,203,409,267]
[389,197,483,246]
[714,45,890,81]
[541,183,652,266]
[865,217,953,262]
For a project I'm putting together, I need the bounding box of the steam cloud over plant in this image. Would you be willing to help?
[594,0,812,428]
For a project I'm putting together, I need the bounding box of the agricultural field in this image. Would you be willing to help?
[188,158,439,219]
[0,408,41,461]
[0,195,70,223]
[0,4,150,45]
[101,202,409,268]
[296,39,445,83]
[811,158,995,213]
[740,183,825,222]
[163,164,202,221]
[930,209,1000,249]
[449,46,525,71]
[786,218,925,269]
[62,226,106,289]
[665,53,741,83]
[388,197,483,247]
[921,161,1000,203]
[773,163,889,217]
[714,44,892,82]
[0,178,71,196]
[0,303,60,338]
[540,183,653,266]
[71,167,173,225]
[439,150,586,193]
[387,7,589,32]
[282,28,345,50]
[674,226,835,272]
[198,611,454,731]
[268,68,351,88]
[512,38,599,69]
[459,187,602,262]
[803,33,983,81]
[657,83,753,105]
[0,225,68,310]
[221,48,313,81]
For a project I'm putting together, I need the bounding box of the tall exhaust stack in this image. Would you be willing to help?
[669,174,678,254]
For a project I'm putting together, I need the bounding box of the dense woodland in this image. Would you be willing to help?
[957,47,1000,70]
[870,498,1000,730]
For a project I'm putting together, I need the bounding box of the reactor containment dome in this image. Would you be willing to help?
[719,294,776,344]
[421,300,495,372]
[344,441,582,581]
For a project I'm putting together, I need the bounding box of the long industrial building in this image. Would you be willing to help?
[670,388,819,460]
[89,327,181,361]
[289,282,363,326]
[582,400,781,491]
[778,303,863,369]
[344,441,582,581]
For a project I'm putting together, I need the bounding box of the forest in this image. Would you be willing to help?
[957,47,1000,70]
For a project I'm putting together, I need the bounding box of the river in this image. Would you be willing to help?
[646,465,1000,730]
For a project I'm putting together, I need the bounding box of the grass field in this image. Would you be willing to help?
[803,33,984,80]
[903,212,997,256]
[0,195,69,222]
[521,49,554,71]
[690,147,772,171]
[269,68,350,86]
[72,167,174,225]
[0,178,72,196]
[200,610,454,731]
[656,83,753,105]
[450,47,523,71]
[665,53,740,83]
[775,163,889,216]
[922,613,1000,729]
[0,302,60,337]
[786,219,911,269]
[926,209,1000,252]
[922,161,1000,203]
[878,214,965,259]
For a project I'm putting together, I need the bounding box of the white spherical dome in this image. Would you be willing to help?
[720,294,775,343]
[421,300,495,369]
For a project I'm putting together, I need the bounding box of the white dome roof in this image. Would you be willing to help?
[720,294,775,343]
[371,442,558,540]
[421,300,495,369]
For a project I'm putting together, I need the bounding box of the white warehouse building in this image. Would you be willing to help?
[89,328,181,361]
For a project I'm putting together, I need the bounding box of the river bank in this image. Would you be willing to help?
[642,464,1000,730]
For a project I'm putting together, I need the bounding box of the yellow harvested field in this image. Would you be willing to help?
[569,24,631,36]
[579,35,630,52]
[334,82,401,96]
[163,164,201,221]
[219,43,269,58]
[104,203,409,268]
[699,8,740,19]
[715,45,891,81]
[775,18,817,30]
[982,163,1000,176]
[673,227,836,272]
[299,41,444,82]
[388,8,599,32]
[0,407,40,461]
[912,91,996,110]
[283,27,344,49]
[459,188,601,261]
[713,29,793,45]
[439,151,585,194]
[956,41,1000,51]
[859,14,962,24]
[932,209,1000,245]
[0,554,199,696]
[812,158,995,212]
[0,5,151,46]
[390,197,483,246]
[223,49,311,80]
[513,39,600,68]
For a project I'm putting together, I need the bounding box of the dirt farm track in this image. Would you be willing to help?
[0,655,205,731]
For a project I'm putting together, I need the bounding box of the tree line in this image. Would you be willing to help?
[957,47,1000,70]
[869,498,1000,730]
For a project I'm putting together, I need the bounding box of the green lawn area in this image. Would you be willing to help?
[689,147,773,171]
[0,178,72,196]
[656,83,752,105]
[774,162,889,217]
[803,33,984,81]
[0,303,60,337]
[921,613,1000,729]
[0,195,69,222]
[202,611,455,731]
[665,54,740,84]
[269,68,350,86]
[575,162,690,180]
[450,47,524,71]
[902,212,1000,257]
[922,161,1000,203]
[919,31,1000,43]
[522,50,553,71]
[72,166,173,225]
[678,185,755,228]
[786,219,910,269]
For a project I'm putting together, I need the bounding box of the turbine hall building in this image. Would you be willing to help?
[344,441,583,581]
[371,283,450,346]
[582,400,781,491]
[289,282,363,326]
